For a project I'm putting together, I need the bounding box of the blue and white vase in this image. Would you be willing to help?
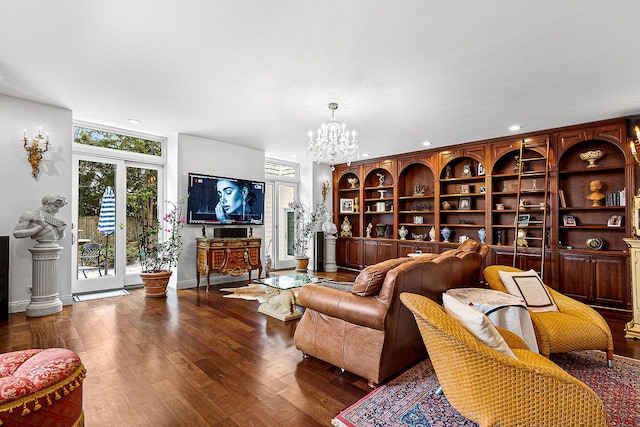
[429,226,436,241]
[441,227,451,243]
[478,227,487,244]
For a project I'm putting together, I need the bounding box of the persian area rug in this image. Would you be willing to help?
[332,350,639,427]
[220,283,268,303]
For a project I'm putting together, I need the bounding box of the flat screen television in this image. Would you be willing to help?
[187,173,265,225]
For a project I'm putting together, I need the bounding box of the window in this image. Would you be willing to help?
[74,126,162,156]
[265,159,298,179]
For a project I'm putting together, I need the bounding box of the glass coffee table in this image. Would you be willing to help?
[254,274,325,321]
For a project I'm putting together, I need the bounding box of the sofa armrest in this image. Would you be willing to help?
[298,284,387,330]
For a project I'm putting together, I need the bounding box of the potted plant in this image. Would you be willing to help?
[137,197,187,297]
[289,199,327,272]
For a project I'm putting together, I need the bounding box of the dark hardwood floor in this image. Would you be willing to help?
[0,269,639,426]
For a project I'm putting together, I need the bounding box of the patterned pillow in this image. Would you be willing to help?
[442,293,517,359]
[351,258,412,296]
[498,269,559,312]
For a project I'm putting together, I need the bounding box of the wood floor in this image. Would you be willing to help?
[1,269,639,426]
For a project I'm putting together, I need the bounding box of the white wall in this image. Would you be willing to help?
[176,134,266,288]
[0,95,73,312]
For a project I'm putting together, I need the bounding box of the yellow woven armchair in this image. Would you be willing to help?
[400,292,609,427]
[484,265,614,367]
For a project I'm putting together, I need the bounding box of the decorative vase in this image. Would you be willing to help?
[295,257,310,273]
[441,227,451,243]
[376,224,388,238]
[398,226,408,240]
[429,226,436,241]
[140,270,172,298]
[478,227,486,244]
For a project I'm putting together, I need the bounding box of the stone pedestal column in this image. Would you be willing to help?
[624,238,640,339]
[324,235,337,272]
[26,243,63,317]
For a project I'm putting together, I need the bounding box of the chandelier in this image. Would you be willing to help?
[307,102,359,167]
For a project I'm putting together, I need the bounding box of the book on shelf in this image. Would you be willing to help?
[558,190,567,208]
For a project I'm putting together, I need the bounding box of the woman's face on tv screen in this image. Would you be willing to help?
[217,180,243,214]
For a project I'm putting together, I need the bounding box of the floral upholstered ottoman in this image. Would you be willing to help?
[0,348,86,426]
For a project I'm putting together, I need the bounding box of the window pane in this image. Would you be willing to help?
[265,161,297,178]
[74,126,162,156]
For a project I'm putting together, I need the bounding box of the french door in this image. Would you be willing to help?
[265,181,297,270]
[71,154,164,294]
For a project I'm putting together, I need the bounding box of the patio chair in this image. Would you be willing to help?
[78,243,103,278]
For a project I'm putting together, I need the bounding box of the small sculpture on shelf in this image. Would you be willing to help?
[347,176,359,189]
[376,173,385,186]
[441,226,452,243]
[353,196,360,213]
[412,233,427,241]
[413,181,426,196]
[442,200,451,210]
[366,222,373,238]
[411,202,428,211]
[429,226,436,241]
[340,217,352,237]
[587,180,605,207]
[516,228,528,247]
[513,155,520,173]
[580,149,604,169]
[444,165,452,179]
[377,189,387,199]
[496,229,504,246]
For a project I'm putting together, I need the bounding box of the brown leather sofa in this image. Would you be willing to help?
[294,250,484,387]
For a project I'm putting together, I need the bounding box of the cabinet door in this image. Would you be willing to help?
[363,239,378,266]
[398,242,418,257]
[558,253,592,301]
[377,240,397,262]
[336,238,348,267]
[347,239,363,269]
[593,255,627,306]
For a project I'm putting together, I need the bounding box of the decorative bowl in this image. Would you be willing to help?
[586,237,604,250]
[411,233,427,241]
[579,150,604,168]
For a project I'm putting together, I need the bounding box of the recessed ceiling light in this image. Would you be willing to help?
[291,154,297,158]
[361,153,370,157]
[128,119,141,125]
[422,141,432,147]
[509,124,522,132]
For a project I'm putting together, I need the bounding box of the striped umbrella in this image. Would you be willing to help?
[97,186,116,275]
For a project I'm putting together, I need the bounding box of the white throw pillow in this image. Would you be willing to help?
[498,269,559,312]
[442,293,517,359]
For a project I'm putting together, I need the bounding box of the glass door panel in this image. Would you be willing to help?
[276,183,296,269]
[73,157,122,293]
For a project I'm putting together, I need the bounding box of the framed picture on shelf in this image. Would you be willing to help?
[460,184,470,194]
[562,215,577,226]
[459,197,471,210]
[478,163,485,176]
[607,214,623,227]
[517,214,530,226]
[339,198,354,213]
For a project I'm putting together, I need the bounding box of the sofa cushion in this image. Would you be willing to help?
[442,293,517,359]
[498,269,559,312]
[351,257,412,296]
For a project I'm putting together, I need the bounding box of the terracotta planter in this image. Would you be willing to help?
[140,270,172,298]
[295,257,309,273]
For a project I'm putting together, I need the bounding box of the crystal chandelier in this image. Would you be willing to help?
[307,103,359,167]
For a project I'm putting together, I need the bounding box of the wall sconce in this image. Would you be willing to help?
[321,178,331,202]
[628,117,640,164]
[23,127,49,178]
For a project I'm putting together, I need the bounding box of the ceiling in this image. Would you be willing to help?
[2,1,640,163]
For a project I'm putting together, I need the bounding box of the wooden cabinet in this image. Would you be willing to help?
[558,252,627,306]
[196,237,262,292]
[331,117,634,310]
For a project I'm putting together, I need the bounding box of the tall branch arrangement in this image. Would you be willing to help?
[289,199,327,258]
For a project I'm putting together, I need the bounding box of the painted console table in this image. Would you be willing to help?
[196,237,262,292]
